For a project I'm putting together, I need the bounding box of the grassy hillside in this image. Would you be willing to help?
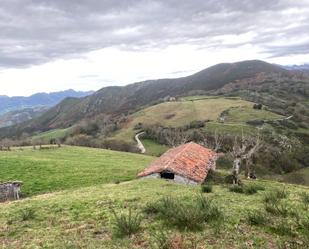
[0,179,308,248]
[32,128,71,141]
[0,60,293,139]
[113,97,282,142]
[282,168,309,186]
[0,146,154,196]
[140,138,169,157]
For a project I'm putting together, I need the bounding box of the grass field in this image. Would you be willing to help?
[0,146,154,196]
[0,178,308,248]
[32,128,72,141]
[205,122,257,135]
[112,97,282,142]
[225,106,283,123]
[140,138,169,156]
[0,146,308,248]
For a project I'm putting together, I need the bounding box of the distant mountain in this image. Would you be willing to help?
[1,60,296,138]
[280,64,309,73]
[0,106,48,128]
[0,89,94,115]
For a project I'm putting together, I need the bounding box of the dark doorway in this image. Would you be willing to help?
[160,171,175,179]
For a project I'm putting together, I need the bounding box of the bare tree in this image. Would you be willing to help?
[31,139,37,150]
[56,138,61,148]
[2,138,14,151]
[213,130,223,152]
[164,128,189,147]
[199,129,223,152]
[230,130,262,184]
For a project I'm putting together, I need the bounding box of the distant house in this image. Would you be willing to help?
[0,181,22,202]
[138,142,217,185]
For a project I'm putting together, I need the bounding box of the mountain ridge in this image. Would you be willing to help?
[2,59,306,139]
[0,89,94,115]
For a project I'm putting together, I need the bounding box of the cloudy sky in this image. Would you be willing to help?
[0,0,309,96]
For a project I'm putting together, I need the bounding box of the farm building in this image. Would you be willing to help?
[0,181,22,202]
[138,142,217,185]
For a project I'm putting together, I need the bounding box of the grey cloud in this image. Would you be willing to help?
[0,0,309,68]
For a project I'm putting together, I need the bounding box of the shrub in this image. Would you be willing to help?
[143,201,161,215]
[263,188,289,204]
[300,192,309,209]
[187,120,205,129]
[246,210,267,226]
[271,220,295,236]
[144,196,223,231]
[19,208,36,221]
[196,195,224,223]
[229,185,244,193]
[275,188,289,198]
[205,170,225,184]
[111,208,142,237]
[250,184,265,191]
[229,184,264,195]
[297,215,309,233]
[201,184,213,193]
[224,175,235,184]
[244,185,259,195]
[216,156,233,169]
[265,202,289,217]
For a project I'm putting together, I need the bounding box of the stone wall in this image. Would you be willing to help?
[140,173,160,179]
[174,174,198,185]
[0,182,22,202]
[140,173,198,185]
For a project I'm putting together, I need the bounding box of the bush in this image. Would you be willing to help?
[246,210,267,226]
[111,208,142,237]
[19,208,36,221]
[271,220,295,236]
[263,188,289,204]
[201,184,213,193]
[205,170,225,184]
[265,202,289,217]
[244,185,259,195]
[187,120,205,129]
[229,184,263,195]
[296,214,309,233]
[300,192,309,209]
[144,195,223,231]
[143,201,161,215]
[216,156,233,169]
[229,185,244,193]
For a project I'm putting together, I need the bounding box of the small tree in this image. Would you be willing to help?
[163,128,189,147]
[55,138,61,148]
[199,129,223,152]
[230,130,262,184]
[2,138,14,151]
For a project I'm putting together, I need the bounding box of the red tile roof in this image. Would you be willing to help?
[138,142,217,183]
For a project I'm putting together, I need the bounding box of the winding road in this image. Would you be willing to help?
[135,132,146,154]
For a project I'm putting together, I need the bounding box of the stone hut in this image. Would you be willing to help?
[138,142,217,185]
[0,181,23,202]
